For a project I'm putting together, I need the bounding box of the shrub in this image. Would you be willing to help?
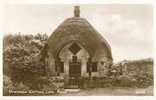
[3,75,30,96]
[133,72,153,88]
[3,33,48,90]
[38,76,64,94]
[3,75,14,95]
[112,75,136,87]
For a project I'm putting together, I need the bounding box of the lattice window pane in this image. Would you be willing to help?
[69,43,81,54]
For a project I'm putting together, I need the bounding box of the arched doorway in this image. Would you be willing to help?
[57,41,90,87]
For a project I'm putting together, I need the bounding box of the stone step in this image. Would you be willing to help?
[65,89,80,93]
[64,85,79,89]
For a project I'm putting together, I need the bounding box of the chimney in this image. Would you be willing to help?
[74,6,80,17]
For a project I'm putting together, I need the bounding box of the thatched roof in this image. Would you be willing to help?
[47,7,113,61]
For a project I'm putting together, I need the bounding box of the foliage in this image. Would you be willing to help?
[3,33,65,95]
[80,72,153,89]
[40,76,64,94]
[3,75,14,95]
[3,75,30,96]
[3,33,48,89]
[133,72,153,88]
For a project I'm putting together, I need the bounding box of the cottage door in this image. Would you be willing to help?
[69,62,81,77]
[69,56,81,87]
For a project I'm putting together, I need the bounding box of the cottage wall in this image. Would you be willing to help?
[47,41,113,78]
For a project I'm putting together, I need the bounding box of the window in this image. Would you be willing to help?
[87,62,90,72]
[100,61,104,65]
[69,43,81,55]
[92,62,98,72]
[60,62,64,73]
[55,62,58,72]
[87,62,98,72]
[72,56,77,62]
[55,61,64,73]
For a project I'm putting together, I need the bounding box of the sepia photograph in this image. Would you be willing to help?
[2,3,153,96]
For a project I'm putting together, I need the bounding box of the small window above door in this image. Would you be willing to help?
[69,43,81,55]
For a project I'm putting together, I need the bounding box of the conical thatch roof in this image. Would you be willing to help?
[47,6,113,61]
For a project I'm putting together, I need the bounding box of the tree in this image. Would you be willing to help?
[3,33,48,88]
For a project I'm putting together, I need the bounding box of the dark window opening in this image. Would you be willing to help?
[60,62,64,73]
[69,43,81,55]
[92,62,98,72]
[101,61,104,65]
[72,56,77,62]
[87,62,98,72]
[55,61,64,73]
[87,62,90,73]
[55,65,57,72]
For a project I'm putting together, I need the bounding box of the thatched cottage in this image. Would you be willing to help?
[43,6,113,84]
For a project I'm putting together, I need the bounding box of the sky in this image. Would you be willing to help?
[2,4,153,62]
